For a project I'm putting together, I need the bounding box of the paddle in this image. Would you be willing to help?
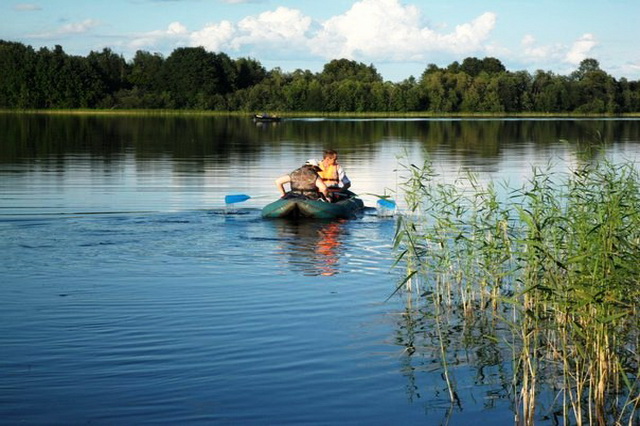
[224,193,273,204]
[361,192,397,210]
[225,191,396,209]
[225,194,252,204]
[376,198,396,210]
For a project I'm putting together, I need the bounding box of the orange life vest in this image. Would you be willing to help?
[319,164,339,186]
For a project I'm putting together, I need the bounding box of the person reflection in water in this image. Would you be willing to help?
[314,221,343,276]
[273,220,345,276]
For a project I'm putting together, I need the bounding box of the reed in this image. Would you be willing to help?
[392,149,640,425]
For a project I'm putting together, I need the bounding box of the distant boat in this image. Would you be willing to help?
[253,114,282,123]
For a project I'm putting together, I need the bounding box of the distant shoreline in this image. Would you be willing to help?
[2,109,640,118]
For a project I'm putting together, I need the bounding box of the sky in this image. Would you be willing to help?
[2,0,639,82]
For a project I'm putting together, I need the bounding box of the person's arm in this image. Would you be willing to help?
[316,177,330,200]
[338,165,351,190]
[275,175,290,197]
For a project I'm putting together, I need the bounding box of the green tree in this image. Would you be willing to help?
[121,50,166,108]
[531,70,573,112]
[618,78,640,113]
[399,77,425,111]
[460,57,506,76]
[160,47,236,108]
[304,79,325,111]
[319,59,383,84]
[369,81,390,111]
[571,59,618,113]
[460,57,483,77]
[282,72,308,111]
[0,40,37,108]
[421,70,463,112]
[423,63,442,75]
[421,71,447,112]
[2,40,640,113]
[129,50,164,91]
[495,71,532,112]
[481,76,505,112]
[480,57,506,74]
[571,58,601,80]
[235,57,266,90]
[87,48,128,93]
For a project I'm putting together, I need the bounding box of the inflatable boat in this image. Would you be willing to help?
[261,191,364,219]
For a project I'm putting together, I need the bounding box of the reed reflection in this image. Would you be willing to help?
[392,291,514,424]
[270,219,346,276]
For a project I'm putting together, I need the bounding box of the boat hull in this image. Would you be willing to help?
[261,195,364,219]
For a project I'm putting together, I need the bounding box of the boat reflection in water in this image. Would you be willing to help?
[270,219,346,276]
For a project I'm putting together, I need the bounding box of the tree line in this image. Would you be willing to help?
[1,40,639,113]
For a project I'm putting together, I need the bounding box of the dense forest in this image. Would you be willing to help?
[1,40,640,113]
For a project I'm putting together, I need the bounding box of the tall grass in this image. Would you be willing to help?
[392,149,640,425]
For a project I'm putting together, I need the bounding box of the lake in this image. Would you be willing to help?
[1,114,640,424]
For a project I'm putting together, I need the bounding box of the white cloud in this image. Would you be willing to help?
[59,19,100,35]
[30,19,101,38]
[520,34,562,61]
[14,3,42,11]
[565,33,597,65]
[129,21,190,50]
[191,21,235,51]
[311,0,423,59]
[187,6,313,57]
[124,0,497,63]
[516,33,599,71]
[608,61,640,80]
[310,0,496,61]
[233,7,312,50]
[522,35,535,46]
[438,12,496,54]
[167,22,188,35]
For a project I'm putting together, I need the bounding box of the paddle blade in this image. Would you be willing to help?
[225,194,251,204]
[377,198,396,210]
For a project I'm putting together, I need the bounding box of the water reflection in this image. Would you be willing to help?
[254,120,281,130]
[4,114,640,424]
[392,291,524,424]
[3,114,640,166]
[269,219,346,276]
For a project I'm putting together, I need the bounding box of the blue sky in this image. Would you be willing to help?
[2,0,639,82]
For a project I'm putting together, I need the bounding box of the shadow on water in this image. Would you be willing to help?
[267,219,347,276]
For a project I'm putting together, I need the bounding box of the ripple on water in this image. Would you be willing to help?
[1,208,442,424]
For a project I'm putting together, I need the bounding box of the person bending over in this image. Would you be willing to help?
[275,162,330,201]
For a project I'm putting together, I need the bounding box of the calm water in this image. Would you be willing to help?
[2,114,640,424]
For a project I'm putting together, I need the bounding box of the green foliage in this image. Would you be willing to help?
[319,58,383,84]
[392,151,640,425]
[1,40,640,113]
[234,57,267,90]
[460,56,506,77]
